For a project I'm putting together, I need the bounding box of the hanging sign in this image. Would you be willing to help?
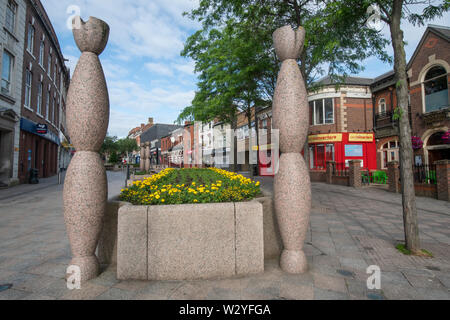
[36,123,48,134]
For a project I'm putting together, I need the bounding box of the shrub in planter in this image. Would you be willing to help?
[119,167,261,205]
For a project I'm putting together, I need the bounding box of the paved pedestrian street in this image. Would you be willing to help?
[0,172,449,300]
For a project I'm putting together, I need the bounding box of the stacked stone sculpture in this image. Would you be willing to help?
[272,25,311,273]
[140,143,145,171]
[145,142,150,171]
[63,16,110,282]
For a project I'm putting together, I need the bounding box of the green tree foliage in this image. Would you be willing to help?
[116,138,139,156]
[108,151,119,164]
[100,135,118,155]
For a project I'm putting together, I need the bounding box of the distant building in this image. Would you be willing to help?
[127,117,153,163]
[0,0,26,186]
[140,123,183,165]
[18,0,70,182]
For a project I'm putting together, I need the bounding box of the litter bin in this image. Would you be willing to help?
[29,168,39,184]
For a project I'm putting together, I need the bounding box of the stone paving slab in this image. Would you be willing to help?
[1,175,450,300]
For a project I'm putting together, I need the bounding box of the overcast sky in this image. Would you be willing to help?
[42,0,450,138]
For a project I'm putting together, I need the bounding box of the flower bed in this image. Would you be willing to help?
[119,167,261,205]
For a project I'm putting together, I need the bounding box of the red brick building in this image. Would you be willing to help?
[18,0,69,182]
[307,76,376,171]
[371,25,449,169]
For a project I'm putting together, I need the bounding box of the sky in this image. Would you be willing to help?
[42,0,450,138]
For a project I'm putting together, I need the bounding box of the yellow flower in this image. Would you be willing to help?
[161,199,165,202]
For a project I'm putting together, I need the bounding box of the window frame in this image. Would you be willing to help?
[1,50,14,94]
[37,82,43,115]
[378,98,386,114]
[27,24,35,55]
[310,97,335,125]
[39,41,45,67]
[24,69,32,109]
[422,65,448,113]
[5,0,17,34]
[45,89,50,120]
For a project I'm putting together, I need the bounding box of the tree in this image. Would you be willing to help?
[328,0,448,254]
[108,151,119,164]
[100,135,118,161]
[179,0,391,172]
[116,138,139,163]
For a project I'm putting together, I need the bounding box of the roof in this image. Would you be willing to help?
[315,75,374,86]
[407,24,450,69]
[140,123,183,145]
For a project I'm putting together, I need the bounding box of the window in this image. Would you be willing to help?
[262,119,268,129]
[45,89,50,120]
[53,64,56,83]
[39,41,45,66]
[47,53,52,77]
[24,70,32,108]
[5,0,17,33]
[1,51,14,94]
[53,97,56,124]
[381,139,399,169]
[37,82,43,115]
[378,98,386,114]
[424,65,448,112]
[311,98,334,125]
[27,24,35,54]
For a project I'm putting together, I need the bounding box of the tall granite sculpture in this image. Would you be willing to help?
[140,143,145,171]
[145,142,151,171]
[63,16,110,281]
[272,25,311,273]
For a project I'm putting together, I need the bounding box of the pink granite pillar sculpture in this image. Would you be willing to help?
[145,142,151,172]
[139,143,145,171]
[63,16,110,282]
[272,25,311,273]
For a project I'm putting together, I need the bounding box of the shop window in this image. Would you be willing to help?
[309,145,314,169]
[311,98,334,125]
[316,144,325,169]
[381,139,399,169]
[345,144,363,157]
[326,144,335,161]
[424,65,448,113]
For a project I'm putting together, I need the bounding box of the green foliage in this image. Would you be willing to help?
[116,138,139,155]
[101,135,118,155]
[108,151,119,164]
[395,243,433,257]
[178,0,392,124]
[392,107,403,121]
[120,167,261,205]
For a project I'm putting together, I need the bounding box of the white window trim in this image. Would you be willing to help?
[1,50,14,95]
[24,70,32,108]
[311,98,335,126]
[26,24,35,57]
[417,62,450,114]
[5,0,17,35]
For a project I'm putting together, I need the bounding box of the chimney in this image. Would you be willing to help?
[148,118,154,126]
[141,123,145,129]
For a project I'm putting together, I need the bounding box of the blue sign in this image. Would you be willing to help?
[345,144,363,157]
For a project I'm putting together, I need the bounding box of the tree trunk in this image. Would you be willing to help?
[390,0,420,253]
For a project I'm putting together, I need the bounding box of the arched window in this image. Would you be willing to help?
[379,98,386,114]
[424,65,448,112]
[381,140,399,169]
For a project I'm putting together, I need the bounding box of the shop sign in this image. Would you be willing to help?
[36,123,48,134]
[348,133,374,142]
[308,133,342,143]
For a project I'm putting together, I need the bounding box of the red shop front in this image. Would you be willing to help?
[308,132,376,171]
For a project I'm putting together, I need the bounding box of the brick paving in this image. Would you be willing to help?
[0,172,449,300]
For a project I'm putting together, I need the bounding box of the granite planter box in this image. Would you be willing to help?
[97,196,282,281]
[113,200,264,280]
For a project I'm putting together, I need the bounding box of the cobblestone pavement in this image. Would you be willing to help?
[0,173,449,300]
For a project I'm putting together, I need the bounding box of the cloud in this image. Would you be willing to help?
[145,63,174,77]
